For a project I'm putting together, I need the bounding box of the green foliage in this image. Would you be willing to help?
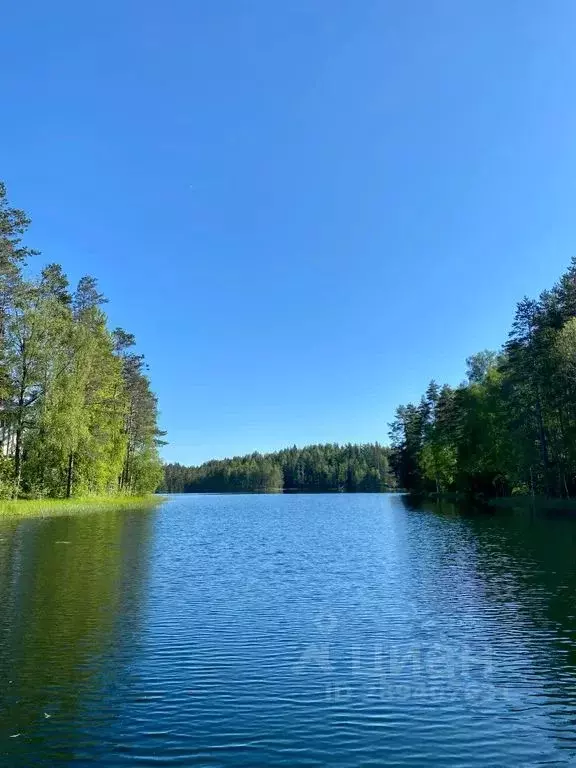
[0,181,163,498]
[161,443,394,493]
[390,257,576,498]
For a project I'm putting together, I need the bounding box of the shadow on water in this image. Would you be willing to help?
[400,493,576,683]
[0,507,156,766]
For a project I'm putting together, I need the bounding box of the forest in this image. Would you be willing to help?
[390,257,576,499]
[11,176,576,504]
[161,443,394,493]
[0,182,163,498]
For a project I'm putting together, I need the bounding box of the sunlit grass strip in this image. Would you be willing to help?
[0,495,165,517]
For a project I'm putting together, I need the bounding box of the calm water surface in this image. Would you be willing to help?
[1,493,576,766]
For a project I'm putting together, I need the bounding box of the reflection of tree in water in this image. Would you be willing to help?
[401,496,576,698]
[0,508,155,765]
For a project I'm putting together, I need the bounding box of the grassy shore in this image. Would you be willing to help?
[0,495,165,518]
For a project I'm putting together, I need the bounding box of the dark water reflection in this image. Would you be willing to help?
[0,509,155,766]
[1,495,576,766]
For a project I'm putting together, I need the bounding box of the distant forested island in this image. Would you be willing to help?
[161,443,394,493]
[0,181,163,499]
[390,257,576,499]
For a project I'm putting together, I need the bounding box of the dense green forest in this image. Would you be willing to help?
[390,258,576,498]
[0,182,163,498]
[161,443,394,493]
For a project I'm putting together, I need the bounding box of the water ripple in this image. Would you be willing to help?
[1,495,576,766]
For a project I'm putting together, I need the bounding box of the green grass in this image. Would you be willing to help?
[0,495,165,518]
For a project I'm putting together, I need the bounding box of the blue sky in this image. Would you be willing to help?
[2,1,576,464]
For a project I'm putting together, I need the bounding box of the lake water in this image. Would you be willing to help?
[1,493,576,766]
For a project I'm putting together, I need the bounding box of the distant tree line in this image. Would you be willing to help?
[390,258,576,498]
[0,181,164,498]
[161,443,394,493]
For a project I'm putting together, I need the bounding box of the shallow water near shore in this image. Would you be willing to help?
[1,493,576,766]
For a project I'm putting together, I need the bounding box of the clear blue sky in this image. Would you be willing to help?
[2,1,576,464]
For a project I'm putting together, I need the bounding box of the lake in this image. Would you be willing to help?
[1,493,576,766]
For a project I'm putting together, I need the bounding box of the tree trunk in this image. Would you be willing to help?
[535,387,551,494]
[13,426,22,497]
[13,352,28,498]
[66,452,74,498]
[121,445,131,492]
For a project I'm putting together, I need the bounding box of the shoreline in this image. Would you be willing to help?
[0,495,165,518]
[161,488,398,495]
[418,492,576,514]
[487,496,576,512]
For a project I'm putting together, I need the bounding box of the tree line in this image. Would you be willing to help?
[161,443,394,493]
[0,182,164,498]
[390,258,576,498]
